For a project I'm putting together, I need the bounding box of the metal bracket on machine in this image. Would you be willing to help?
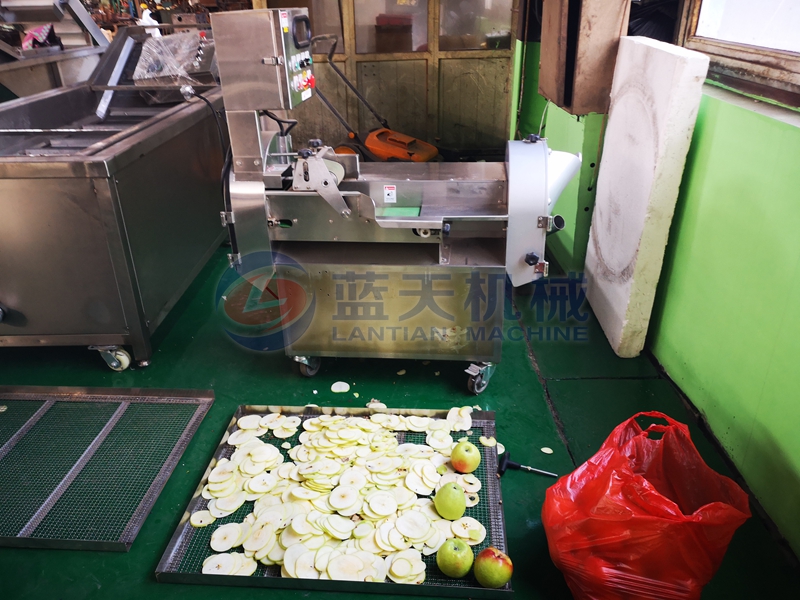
[227,177,273,284]
[291,147,351,218]
[537,215,565,233]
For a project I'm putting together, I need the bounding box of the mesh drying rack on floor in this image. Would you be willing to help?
[157,405,511,598]
[0,386,213,551]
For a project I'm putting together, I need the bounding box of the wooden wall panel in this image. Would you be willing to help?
[356,60,428,142]
[538,0,630,115]
[289,61,353,149]
[571,0,630,115]
[438,58,509,150]
[538,0,568,107]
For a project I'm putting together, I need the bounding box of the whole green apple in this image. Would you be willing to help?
[474,547,513,588]
[451,441,481,473]
[436,538,474,578]
[434,482,467,520]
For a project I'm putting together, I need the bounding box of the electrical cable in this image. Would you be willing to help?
[190,91,227,155]
[538,100,550,137]
[184,90,235,251]
[221,144,238,253]
[261,110,298,137]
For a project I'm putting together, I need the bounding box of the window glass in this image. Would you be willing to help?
[268,0,345,53]
[696,0,800,54]
[354,0,429,54]
[439,0,512,51]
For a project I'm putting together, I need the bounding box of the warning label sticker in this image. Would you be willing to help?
[280,11,289,31]
[383,185,397,204]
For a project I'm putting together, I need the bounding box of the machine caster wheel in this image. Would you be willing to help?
[467,374,488,395]
[465,362,495,395]
[90,346,131,371]
[110,350,132,371]
[297,357,321,377]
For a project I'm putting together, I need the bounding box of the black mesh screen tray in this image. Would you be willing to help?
[0,386,213,551]
[156,405,511,598]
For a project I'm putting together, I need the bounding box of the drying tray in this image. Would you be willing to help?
[0,386,213,551]
[156,405,511,598]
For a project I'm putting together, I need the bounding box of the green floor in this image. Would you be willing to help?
[0,247,798,599]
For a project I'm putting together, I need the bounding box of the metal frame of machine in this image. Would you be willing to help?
[0,0,109,60]
[0,26,225,370]
[0,0,109,99]
[211,8,580,393]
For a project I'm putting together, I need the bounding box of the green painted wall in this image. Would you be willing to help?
[509,40,524,139]
[517,42,548,138]
[649,92,800,555]
[542,108,603,273]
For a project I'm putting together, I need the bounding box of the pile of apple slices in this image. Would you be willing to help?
[202,551,258,576]
[194,406,489,585]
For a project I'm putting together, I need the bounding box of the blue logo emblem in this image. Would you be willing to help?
[215,252,315,352]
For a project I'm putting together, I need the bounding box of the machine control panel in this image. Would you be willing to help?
[277,8,315,107]
[212,7,315,111]
[288,50,315,99]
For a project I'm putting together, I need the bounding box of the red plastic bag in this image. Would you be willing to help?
[542,412,751,600]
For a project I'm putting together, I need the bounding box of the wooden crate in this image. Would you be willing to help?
[538,0,630,115]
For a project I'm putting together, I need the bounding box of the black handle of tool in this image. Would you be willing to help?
[310,34,390,130]
[497,451,522,476]
[498,451,559,478]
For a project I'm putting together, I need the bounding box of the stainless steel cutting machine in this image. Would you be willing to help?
[211,8,581,393]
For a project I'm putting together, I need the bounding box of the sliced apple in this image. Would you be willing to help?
[237,415,262,430]
[367,492,398,517]
[210,523,241,553]
[465,492,480,507]
[479,436,497,447]
[190,510,216,528]
[260,413,286,429]
[235,556,258,576]
[396,511,430,541]
[202,552,236,575]
[227,429,255,446]
[461,474,482,493]
[295,550,320,579]
[242,522,275,553]
[216,491,246,513]
[328,485,358,511]
[327,554,364,581]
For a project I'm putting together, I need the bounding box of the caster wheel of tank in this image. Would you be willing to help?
[467,374,488,395]
[109,349,131,372]
[298,357,321,377]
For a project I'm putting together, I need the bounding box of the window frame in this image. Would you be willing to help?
[677,0,800,105]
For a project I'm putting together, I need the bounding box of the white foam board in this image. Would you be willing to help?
[585,36,709,357]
